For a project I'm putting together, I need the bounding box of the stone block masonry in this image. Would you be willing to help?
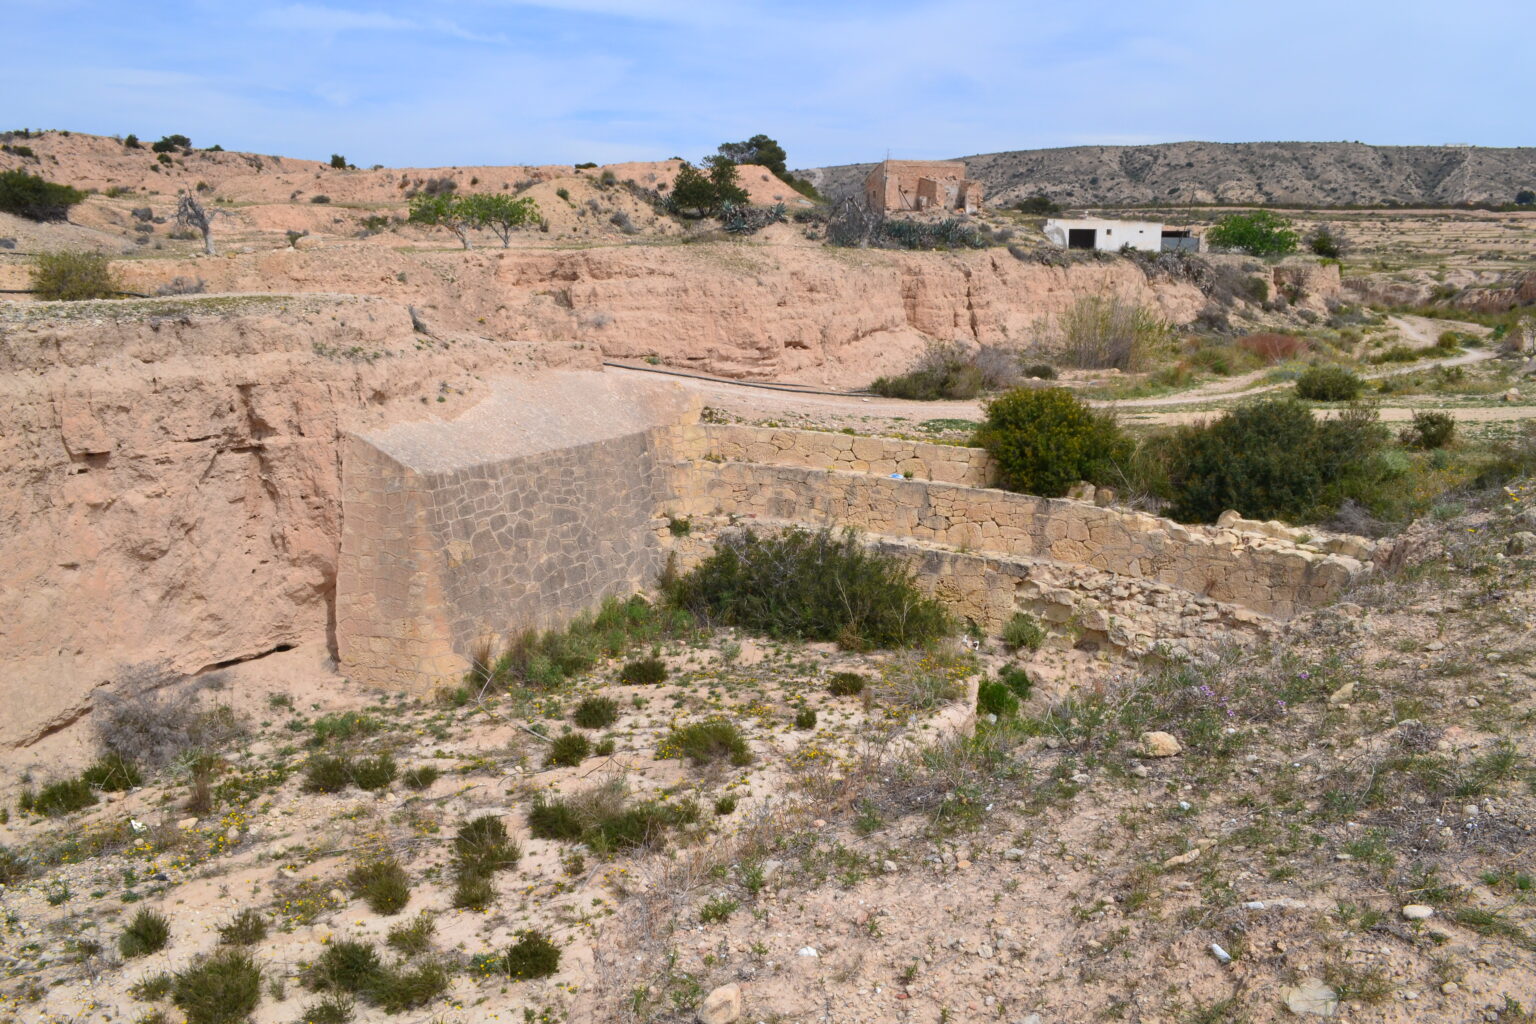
[336,379,1380,691]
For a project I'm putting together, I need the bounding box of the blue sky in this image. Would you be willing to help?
[6,0,1530,168]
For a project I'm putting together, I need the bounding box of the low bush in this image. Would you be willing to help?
[793,708,817,729]
[120,909,172,958]
[30,250,118,301]
[976,679,1020,717]
[25,777,98,817]
[665,718,753,766]
[173,949,262,1024]
[216,909,268,946]
[527,781,699,854]
[370,961,449,1013]
[501,930,562,981]
[1053,295,1171,371]
[474,595,693,691]
[1401,410,1456,450]
[1022,363,1057,380]
[618,657,667,685]
[346,857,411,915]
[998,665,1034,702]
[454,816,521,878]
[545,732,591,768]
[827,672,867,696]
[699,896,740,923]
[310,711,380,744]
[302,755,353,794]
[451,873,495,911]
[664,527,951,649]
[402,765,440,790]
[1296,365,1364,401]
[974,387,1132,498]
[572,696,618,728]
[0,168,84,221]
[714,795,738,815]
[350,754,397,792]
[1236,332,1308,363]
[129,972,174,1001]
[1367,345,1421,365]
[1001,612,1046,652]
[1156,397,1394,524]
[95,670,245,769]
[298,993,354,1024]
[306,940,383,993]
[870,340,1022,400]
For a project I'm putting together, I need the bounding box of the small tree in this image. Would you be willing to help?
[409,193,475,249]
[1205,210,1299,257]
[123,133,142,149]
[669,162,718,216]
[716,134,789,178]
[1516,189,1535,206]
[1305,223,1347,259]
[174,192,224,255]
[705,155,749,207]
[152,134,191,153]
[330,154,347,169]
[461,193,541,247]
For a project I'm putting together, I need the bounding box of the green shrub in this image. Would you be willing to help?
[402,765,440,790]
[302,755,353,794]
[173,950,261,1024]
[310,711,380,744]
[545,732,591,768]
[298,993,354,1024]
[330,154,347,169]
[827,672,867,697]
[998,665,1035,702]
[527,796,585,842]
[81,752,142,792]
[594,737,616,756]
[346,857,411,915]
[974,387,1132,498]
[1158,397,1393,524]
[666,718,753,766]
[306,940,383,993]
[0,845,29,885]
[370,961,449,1012]
[351,754,397,792]
[216,909,268,946]
[572,696,618,728]
[29,777,98,817]
[454,816,521,877]
[699,896,740,923]
[0,169,84,221]
[451,873,495,911]
[30,250,118,301]
[1367,345,1420,364]
[618,657,668,685]
[500,930,561,981]
[386,914,435,955]
[976,680,1020,717]
[120,909,172,957]
[1401,411,1456,450]
[793,708,817,730]
[1295,365,1363,401]
[1001,612,1046,652]
[714,795,738,815]
[1205,210,1299,257]
[474,596,693,692]
[129,972,174,1001]
[527,782,698,854]
[664,527,951,649]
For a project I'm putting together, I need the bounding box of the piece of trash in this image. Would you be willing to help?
[129,819,148,834]
[1210,943,1232,965]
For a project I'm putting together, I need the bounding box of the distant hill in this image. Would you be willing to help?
[798,142,1536,209]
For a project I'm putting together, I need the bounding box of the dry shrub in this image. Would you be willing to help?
[94,665,244,769]
[1237,332,1309,363]
[1049,295,1171,371]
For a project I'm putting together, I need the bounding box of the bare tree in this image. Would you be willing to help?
[174,191,226,255]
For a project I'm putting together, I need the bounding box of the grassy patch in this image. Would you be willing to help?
[663,718,753,766]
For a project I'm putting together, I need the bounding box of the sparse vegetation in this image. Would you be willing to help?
[1001,612,1046,652]
[216,910,268,946]
[528,780,700,854]
[1053,295,1172,372]
[665,718,753,766]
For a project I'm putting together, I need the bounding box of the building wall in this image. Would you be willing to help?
[864,160,979,212]
[1044,218,1168,253]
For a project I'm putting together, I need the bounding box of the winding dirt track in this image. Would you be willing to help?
[608,316,1532,429]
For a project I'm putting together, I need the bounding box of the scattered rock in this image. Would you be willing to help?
[1139,731,1182,757]
[1283,977,1339,1017]
[1401,904,1434,921]
[1004,848,1026,862]
[699,983,743,1024]
[1327,682,1354,705]
[1441,981,1459,995]
[796,946,819,958]
[1163,848,1204,868]
[176,817,199,830]
[1508,531,1536,555]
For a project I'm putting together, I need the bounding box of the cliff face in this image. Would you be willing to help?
[98,243,1209,385]
[0,244,1213,746]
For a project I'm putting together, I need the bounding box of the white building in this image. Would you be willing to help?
[1043,218,1199,253]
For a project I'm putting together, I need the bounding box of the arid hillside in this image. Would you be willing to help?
[804,142,1536,208]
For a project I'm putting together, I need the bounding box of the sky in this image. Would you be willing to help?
[5,0,1531,169]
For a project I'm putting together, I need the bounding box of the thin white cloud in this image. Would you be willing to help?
[429,17,509,43]
[255,4,416,32]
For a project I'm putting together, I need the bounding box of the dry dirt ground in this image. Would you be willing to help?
[3,488,1535,1024]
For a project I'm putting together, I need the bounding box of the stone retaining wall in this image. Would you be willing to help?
[701,423,996,486]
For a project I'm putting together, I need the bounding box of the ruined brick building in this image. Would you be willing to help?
[864,159,983,214]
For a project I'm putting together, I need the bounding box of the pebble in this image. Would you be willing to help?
[1441,982,1459,994]
[1139,731,1183,757]
[1004,848,1025,861]
[1401,904,1435,920]
[797,946,819,958]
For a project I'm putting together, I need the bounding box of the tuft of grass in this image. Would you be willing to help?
[664,718,752,766]
[0,845,30,885]
[119,909,171,958]
[216,909,268,946]
[81,752,142,792]
[129,973,175,1001]
[619,657,668,685]
[827,672,866,697]
[401,765,440,790]
[386,914,436,956]
[172,949,262,1024]
[572,696,618,729]
[310,712,380,745]
[500,930,561,981]
[455,816,521,876]
[1001,612,1046,652]
[714,795,738,816]
[793,708,817,730]
[451,873,495,911]
[527,781,699,855]
[27,777,98,817]
[301,755,352,794]
[298,992,354,1024]
[545,732,591,768]
[370,961,449,1013]
[350,754,397,792]
[346,857,411,915]
[305,940,383,994]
